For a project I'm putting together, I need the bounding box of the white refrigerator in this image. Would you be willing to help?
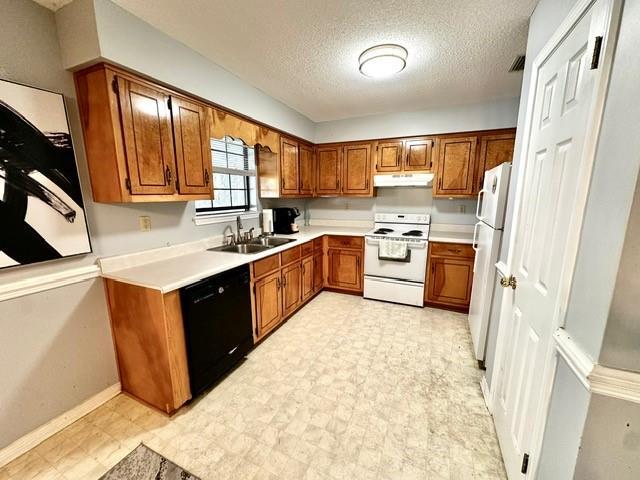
[468,163,512,363]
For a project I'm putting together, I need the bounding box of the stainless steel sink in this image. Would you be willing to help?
[249,237,296,247]
[208,243,272,254]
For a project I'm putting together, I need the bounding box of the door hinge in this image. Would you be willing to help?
[590,36,603,70]
[125,178,131,191]
[111,77,119,94]
[167,97,173,111]
[521,453,530,474]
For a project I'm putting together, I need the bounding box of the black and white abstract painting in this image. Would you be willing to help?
[0,79,91,269]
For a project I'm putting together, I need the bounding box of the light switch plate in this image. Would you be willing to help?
[139,216,151,232]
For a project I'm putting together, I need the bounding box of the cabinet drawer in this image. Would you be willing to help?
[301,241,314,257]
[429,242,475,259]
[313,237,323,251]
[281,246,301,265]
[252,254,281,279]
[327,236,363,250]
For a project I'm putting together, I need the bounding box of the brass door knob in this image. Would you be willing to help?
[500,275,517,290]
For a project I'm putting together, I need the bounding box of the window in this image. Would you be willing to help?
[195,136,257,215]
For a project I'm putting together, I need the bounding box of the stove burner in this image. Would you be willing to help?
[402,230,423,237]
[373,228,394,235]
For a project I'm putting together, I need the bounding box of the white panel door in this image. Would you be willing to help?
[491,0,617,477]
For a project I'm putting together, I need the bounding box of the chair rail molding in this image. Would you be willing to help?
[590,365,640,405]
[553,328,595,390]
[0,264,101,302]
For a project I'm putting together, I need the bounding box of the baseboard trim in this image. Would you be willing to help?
[0,264,100,302]
[590,365,640,405]
[0,383,121,468]
[553,328,594,390]
[480,376,492,413]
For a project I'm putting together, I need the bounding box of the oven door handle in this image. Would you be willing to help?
[378,250,412,263]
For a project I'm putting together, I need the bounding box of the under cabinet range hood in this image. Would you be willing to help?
[373,173,434,188]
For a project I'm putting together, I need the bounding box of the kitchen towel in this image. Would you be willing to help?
[378,239,408,260]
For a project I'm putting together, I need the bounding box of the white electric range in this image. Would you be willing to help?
[363,213,430,306]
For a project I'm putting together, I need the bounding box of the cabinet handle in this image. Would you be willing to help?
[431,264,435,274]
[448,248,462,254]
[276,278,281,289]
[478,173,483,191]
[204,169,210,186]
[282,276,286,287]
[438,178,443,190]
[365,178,369,190]
[165,166,172,185]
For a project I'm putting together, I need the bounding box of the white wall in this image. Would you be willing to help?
[0,0,118,450]
[264,189,479,226]
[314,98,520,143]
[599,174,640,371]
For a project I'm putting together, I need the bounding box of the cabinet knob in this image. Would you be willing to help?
[165,166,172,185]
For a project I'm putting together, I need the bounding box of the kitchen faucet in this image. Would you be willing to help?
[236,215,243,243]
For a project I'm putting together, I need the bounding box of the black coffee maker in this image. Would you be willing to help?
[272,207,300,234]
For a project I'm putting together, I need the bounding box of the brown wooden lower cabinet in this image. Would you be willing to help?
[425,242,475,310]
[104,279,191,414]
[301,255,314,302]
[282,262,302,317]
[254,270,283,339]
[326,236,363,293]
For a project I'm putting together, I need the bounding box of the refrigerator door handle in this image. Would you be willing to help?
[472,221,481,273]
[476,189,487,221]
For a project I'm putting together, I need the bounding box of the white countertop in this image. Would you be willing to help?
[428,231,475,244]
[428,223,476,244]
[101,226,370,293]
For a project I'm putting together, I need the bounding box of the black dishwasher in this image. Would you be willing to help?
[180,264,253,397]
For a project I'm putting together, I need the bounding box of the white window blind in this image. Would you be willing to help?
[195,137,257,214]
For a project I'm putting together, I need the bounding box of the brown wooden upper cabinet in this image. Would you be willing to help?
[299,144,315,196]
[433,129,515,198]
[476,132,516,192]
[280,137,300,196]
[434,136,477,197]
[270,136,315,198]
[316,143,373,197]
[74,64,213,203]
[374,137,434,173]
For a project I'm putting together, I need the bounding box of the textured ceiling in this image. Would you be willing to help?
[38,0,536,122]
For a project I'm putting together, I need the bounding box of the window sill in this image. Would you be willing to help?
[193,211,260,226]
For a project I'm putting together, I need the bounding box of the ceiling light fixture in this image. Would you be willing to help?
[359,44,408,78]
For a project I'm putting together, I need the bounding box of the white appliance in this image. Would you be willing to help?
[373,173,434,188]
[364,213,430,306]
[261,209,274,234]
[468,163,512,362]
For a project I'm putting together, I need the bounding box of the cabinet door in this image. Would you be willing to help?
[299,144,315,196]
[170,96,212,196]
[426,256,473,307]
[404,138,434,171]
[282,262,302,317]
[313,252,323,292]
[255,271,282,339]
[434,136,477,196]
[342,144,372,195]
[316,146,342,195]
[117,77,176,195]
[375,141,403,173]
[301,256,314,302]
[327,249,362,292]
[476,133,515,192]
[280,137,300,196]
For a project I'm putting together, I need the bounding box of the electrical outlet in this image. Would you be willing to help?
[458,204,466,214]
[139,216,151,232]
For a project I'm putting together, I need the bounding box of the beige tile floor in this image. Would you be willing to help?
[0,292,506,480]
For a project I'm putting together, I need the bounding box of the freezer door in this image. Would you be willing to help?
[468,222,502,361]
[476,163,512,229]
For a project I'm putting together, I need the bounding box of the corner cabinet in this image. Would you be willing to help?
[74,63,213,203]
[425,242,475,310]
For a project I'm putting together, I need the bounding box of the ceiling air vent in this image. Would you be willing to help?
[509,55,526,72]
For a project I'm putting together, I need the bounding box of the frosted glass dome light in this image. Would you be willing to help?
[359,44,408,78]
